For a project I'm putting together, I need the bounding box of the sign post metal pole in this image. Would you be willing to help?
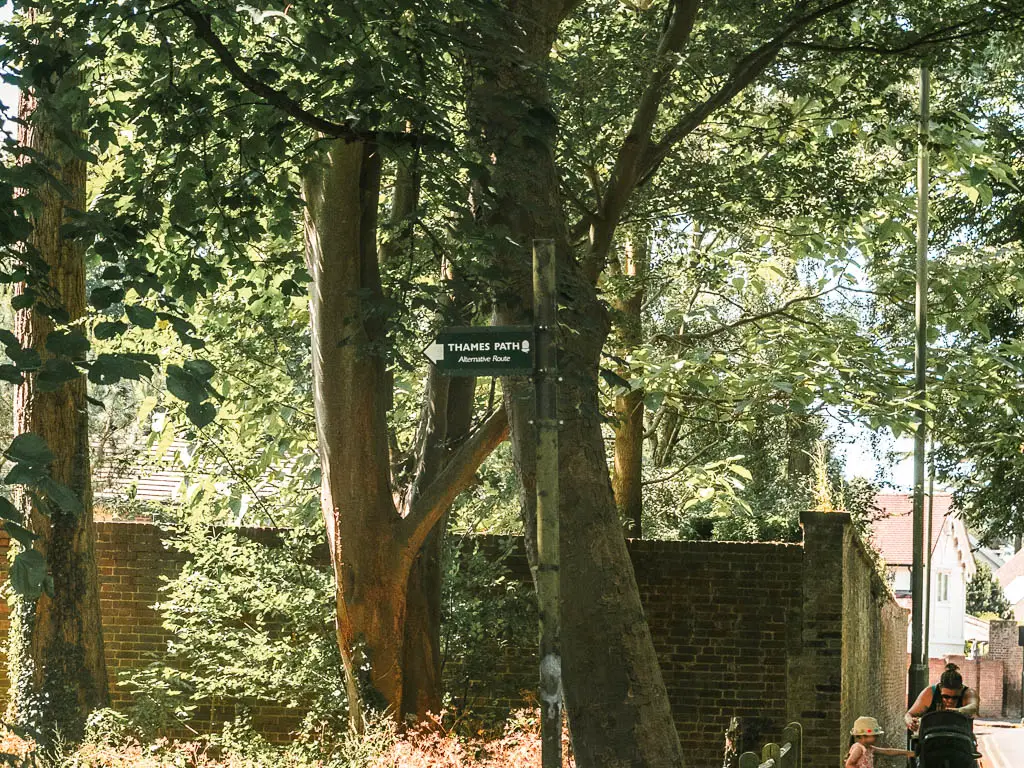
[422,240,561,765]
[909,64,931,707]
[533,239,562,768]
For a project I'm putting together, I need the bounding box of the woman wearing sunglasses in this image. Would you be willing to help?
[904,663,979,733]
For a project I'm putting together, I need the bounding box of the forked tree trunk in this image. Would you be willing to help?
[9,77,108,742]
[303,139,410,722]
[466,5,684,765]
[303,140,506,725]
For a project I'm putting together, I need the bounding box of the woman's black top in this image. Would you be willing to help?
[925,684,969,713]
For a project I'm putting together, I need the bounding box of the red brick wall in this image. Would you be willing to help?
[456,536,805,767]
[0,517,907,768]
[989,620,1023,718]
[631,539,804,767]
[465,516,905,768]
[840,521,911,758]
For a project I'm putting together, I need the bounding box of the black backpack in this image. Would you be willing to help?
[916,711,978,768]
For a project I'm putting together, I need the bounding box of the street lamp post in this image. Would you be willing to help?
[909,65,931,707]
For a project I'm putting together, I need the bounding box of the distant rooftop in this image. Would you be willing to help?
[93,436,190,503]
[869,493,952,567]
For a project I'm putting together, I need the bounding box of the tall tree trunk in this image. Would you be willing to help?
[613,388,644,536]
[466,5,684,765]
[8,72,108,742]
[304,139,410,722]
[303,140,506,725]
[400,527,445,719]
[400,374,476,718]
[399,376,479,720]
[611,235,649,538]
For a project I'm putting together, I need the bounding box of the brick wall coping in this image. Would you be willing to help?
[83,522,808,554]
[801,509,898,605]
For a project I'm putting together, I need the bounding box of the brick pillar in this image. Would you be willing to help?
[790,511,849,768]
[989,620,1023,719]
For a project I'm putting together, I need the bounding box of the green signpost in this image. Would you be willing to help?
[424,240,563,768]
[422,325,534,376]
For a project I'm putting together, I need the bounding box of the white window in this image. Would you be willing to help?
[937,573,950,603]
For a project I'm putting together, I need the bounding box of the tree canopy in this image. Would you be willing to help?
[5,0,1024,760]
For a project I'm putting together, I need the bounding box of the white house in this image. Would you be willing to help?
[869,493,976,657]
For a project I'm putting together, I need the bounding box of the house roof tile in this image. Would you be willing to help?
[868,493,974,579]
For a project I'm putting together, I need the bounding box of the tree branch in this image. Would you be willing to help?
[637,3,1024,188]
[638,0,857,187]
[178,2,422,146]
[401,406,509,556]
[585,0,700,282]
[653,288,833,345]
[785,14,1024,57]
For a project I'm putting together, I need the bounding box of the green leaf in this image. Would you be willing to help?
[39,477,83,516]
[88,353,153,385]
[166,364,208,403]
[186,400,217,428]
[7,346,41,371]
[599,367,631,392]
[95,321,128,340]
[6,522,38,550]
[644,392,665,412]
[0,329,17,349]
[125,304,157,329]
[89,285,125,310]
[5,464,44,486]
[45,329,90,359]
[729,465,753,481]
[5,433,54,466]
[9,547,46,600]
[36,358,80,392]
[157,314,205,350]
[0,365,24,384]
[0,497,20,522]
[11,291,35,310]
[184,359,216,381]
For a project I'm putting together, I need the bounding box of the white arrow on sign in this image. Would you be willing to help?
[424,342,445,364]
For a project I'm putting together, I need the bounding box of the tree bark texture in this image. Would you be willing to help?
[400,374,476,718]
[466,5,684,765]
[611,236,648,538]
[10,84,109,741]
[303,139,411,722]
[303,140,507,724]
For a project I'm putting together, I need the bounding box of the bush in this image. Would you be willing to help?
[121,524,346,739]
[114,522,537,742]
[1,710,572,767]
[440,537,535,729]
[966,563,1014,619]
